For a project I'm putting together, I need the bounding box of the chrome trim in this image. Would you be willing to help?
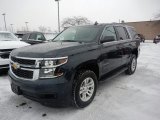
[39,74,63,79]
[43,56,68,60]
[9,56,68,81]
[41,57,68,68]
[10,56,42,60]
[10,56,68,61]
[0,66,9,69]
[10,60,37,68]
[9,65,36,81]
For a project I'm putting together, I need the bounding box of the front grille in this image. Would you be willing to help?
[11,56,36,65]
[1,53,10,59]
[11,66,33,79]
[0,49,13,59]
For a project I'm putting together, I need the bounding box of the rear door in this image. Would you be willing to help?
[114,26,132,65]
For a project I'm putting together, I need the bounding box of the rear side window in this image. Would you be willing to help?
[128,27,138,39]
[115,26,130,40]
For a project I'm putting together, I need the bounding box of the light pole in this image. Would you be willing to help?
[10,24,14,33]
[2,13,7,31]
[55,0,60,33]
[25,22,29,31]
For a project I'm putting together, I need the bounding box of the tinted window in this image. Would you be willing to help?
[101,26,117,41]
[37,33,45,41]
[29,33,37,40]
[128,27,138,39]
[115,26,130,40]
[54,26,101,42]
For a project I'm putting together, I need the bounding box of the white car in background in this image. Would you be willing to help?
[0,31,29,70]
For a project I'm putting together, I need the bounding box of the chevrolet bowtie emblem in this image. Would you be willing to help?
[12,63,20,70]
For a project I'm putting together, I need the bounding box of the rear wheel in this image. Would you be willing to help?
[125,55,137,75]
[72,70,97,108]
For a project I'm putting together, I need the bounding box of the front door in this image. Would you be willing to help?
[100,26,122,75]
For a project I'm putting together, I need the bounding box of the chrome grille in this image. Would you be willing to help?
[11,56,36,65]
[10,56,40,80]
[11,65,33,79]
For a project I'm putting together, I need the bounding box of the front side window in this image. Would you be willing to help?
[53,26,101,42]
[101,26,117,41]
[128,27,138,39]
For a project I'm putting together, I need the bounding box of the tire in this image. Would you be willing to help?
[72,70,97,108]
[125,55,137,75]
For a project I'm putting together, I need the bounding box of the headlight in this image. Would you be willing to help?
[41,57,68,68]
[39,57,68,78]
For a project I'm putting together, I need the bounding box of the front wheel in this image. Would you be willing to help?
[72,70,97,108]
[125,55,137,75]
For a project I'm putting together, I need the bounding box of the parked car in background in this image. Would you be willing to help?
[153,34,160,44]
[0,31,29,70]
[9,24,140,108]
[44,33,58,41]
[138,34,145,42]
[21,32,47,45]
[15,33,26,40]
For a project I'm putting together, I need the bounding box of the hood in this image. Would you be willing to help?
[0,40,30,50]
[11,41,97,58]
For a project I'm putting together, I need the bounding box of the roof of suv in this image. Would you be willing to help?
[74,23,133,28]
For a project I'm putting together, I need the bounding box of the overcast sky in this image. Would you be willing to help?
[0,0,160,32]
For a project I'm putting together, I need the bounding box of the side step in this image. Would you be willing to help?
[99,66,128,82]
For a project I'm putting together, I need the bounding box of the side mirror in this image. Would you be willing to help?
[101,36,115,43]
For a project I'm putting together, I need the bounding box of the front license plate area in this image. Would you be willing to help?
[11,84,22,95]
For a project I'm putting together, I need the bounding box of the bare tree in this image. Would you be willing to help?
[38,26,47,33]
[61,16,92,28]
[21,26,27,31]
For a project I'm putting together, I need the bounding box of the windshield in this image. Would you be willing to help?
[53,26,101,42]
[0,33,18,41]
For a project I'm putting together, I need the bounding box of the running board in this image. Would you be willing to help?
[99,67,128,81]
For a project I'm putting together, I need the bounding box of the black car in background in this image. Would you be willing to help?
[153,34,160,44]
[21,32,47,45]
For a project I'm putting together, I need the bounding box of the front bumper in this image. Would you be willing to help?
[8,71,73,106]
[0,59,9,69]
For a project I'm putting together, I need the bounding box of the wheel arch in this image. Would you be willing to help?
[74,60,100,80]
